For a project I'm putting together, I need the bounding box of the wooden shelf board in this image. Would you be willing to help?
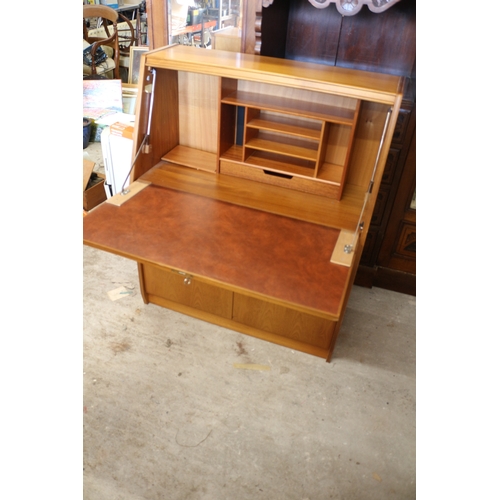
[245,151,316,177]
[146,46,403,105]
[222,91,357,125]
[162,145,218,172]
[247,118,322,140]
[245,137,318,162]
[317,162,344,184]
[221,144,243,162]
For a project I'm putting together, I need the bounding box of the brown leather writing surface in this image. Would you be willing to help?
[83,185,349,316]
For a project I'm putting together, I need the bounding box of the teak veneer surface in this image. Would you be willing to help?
[145,45,402,104]
[140,163,365,230]
[83,184,349,317]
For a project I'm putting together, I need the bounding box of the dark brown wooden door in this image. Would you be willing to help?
[376,127,416,278]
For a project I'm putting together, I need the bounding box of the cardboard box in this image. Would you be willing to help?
[110,121,134,139]
[84,172,107,211]
[212,27,242,53]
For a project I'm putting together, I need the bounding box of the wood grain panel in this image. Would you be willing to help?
[233,293,335,350]
[140,163,365,230]
[144,46,402,104]
[220,160,340,198]
[283,0,342,64]
[141,263,233,318]
[336,1,416,76]
[178,72,220,153]
[142,291,332,359]
[236,81,359,115]
[347,101,390,188]
[132,67,180,181]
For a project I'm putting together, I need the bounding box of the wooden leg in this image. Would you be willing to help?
[137,263,149,304]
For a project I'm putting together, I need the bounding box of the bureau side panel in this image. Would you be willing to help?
[178,72,220,154]
[132,68,179,180]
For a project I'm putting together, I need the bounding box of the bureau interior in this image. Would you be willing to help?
[146,68,392,198]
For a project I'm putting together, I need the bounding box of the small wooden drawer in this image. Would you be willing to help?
[141,264,233,319]
[232,293,335,350]
[220,160,340,198]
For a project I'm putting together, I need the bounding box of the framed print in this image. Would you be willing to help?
[128,46,149,85]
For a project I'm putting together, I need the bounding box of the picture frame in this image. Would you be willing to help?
[128,46,149,85]
[122,83,139,115]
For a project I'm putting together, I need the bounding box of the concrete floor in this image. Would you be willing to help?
[83,142,416,500]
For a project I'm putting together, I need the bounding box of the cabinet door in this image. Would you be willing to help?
[141,263,233,319]
[377,129,416,276]
[232,293,335,350]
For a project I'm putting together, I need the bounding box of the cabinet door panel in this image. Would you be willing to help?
[142,264,233,319]
[232,293,334,350]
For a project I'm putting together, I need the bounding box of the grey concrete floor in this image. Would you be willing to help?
[84,142,106,176]
[83,244,415,499]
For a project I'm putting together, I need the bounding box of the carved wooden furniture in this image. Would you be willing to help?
[83,5,121,79]
[83,45,403,361]
[306,0,401,16]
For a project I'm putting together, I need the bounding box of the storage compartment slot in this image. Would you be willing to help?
[162,146,218,172]
[247,115,322,141]
[218,78,361,199]
[161,71,221,173]
[245,132,319,162]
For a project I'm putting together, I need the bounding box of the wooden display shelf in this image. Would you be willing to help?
[219,86,360,198]
[162,145,218,172]
[221,91,357,125]
[245,137,318,162]
[246,117,322,141]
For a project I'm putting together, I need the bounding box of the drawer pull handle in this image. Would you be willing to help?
[184,277,192,285]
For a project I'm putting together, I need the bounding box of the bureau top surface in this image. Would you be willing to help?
[83,184,350,318]
[145,45,402,104]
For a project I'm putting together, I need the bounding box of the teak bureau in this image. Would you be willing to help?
[83,45,403,361]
